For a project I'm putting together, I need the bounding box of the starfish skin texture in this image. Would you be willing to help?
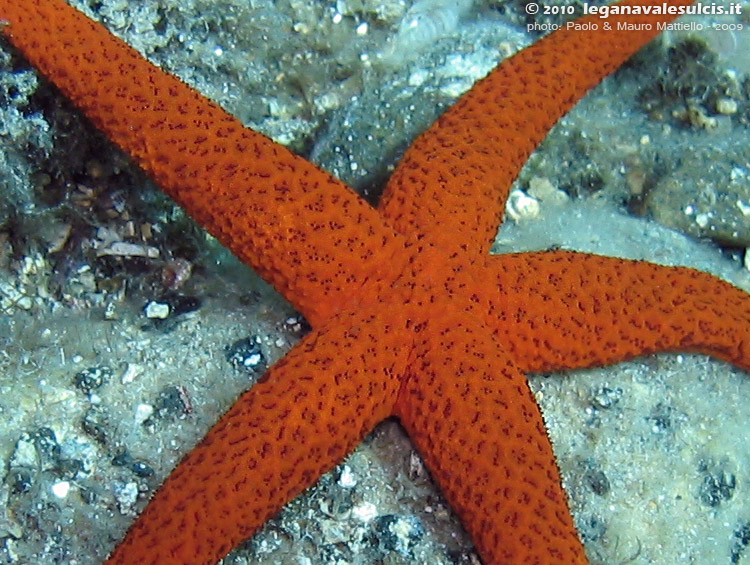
[2,0,749,563]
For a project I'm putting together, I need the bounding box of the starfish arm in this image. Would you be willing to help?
[105,306,408,564]
[377,0,694,256]
[0,0,404,326]
[394,314,585,564]
[484,251,750,374]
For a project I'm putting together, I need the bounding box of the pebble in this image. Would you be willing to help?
[103,301,119,320]
[114,481,139,513]
[120,363,144,385]
[146,385,193,424]
[506,189,540,222]
[51,481,70,499]
[578,514,607,542]
[161,258,193,290]
[73,366,111,394]
[112,451,155,478]
[338,465,356,488]
[527,176,569,205]
[7,467,32,495]
[585,468,611,497]
[372,514,424,556]
[695,212,710,228]
[647,402,675,433]
[698,460,736,507]
[590,386,622,410]
[134,403,154,425]
[225,336,267,374]
[81,408,109,445]
[731,522,750,564]
[32,427,61,462]
[352,502,378,522]
[97,241,159,259]
[9,436,37,469]
[715,97,738,115]
[144,301,170,319]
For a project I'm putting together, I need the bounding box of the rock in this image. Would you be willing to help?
[646,157,750,247]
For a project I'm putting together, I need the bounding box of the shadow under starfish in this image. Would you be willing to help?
[0,1,748,564]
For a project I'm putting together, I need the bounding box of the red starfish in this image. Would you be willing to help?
[2,0,749,563]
